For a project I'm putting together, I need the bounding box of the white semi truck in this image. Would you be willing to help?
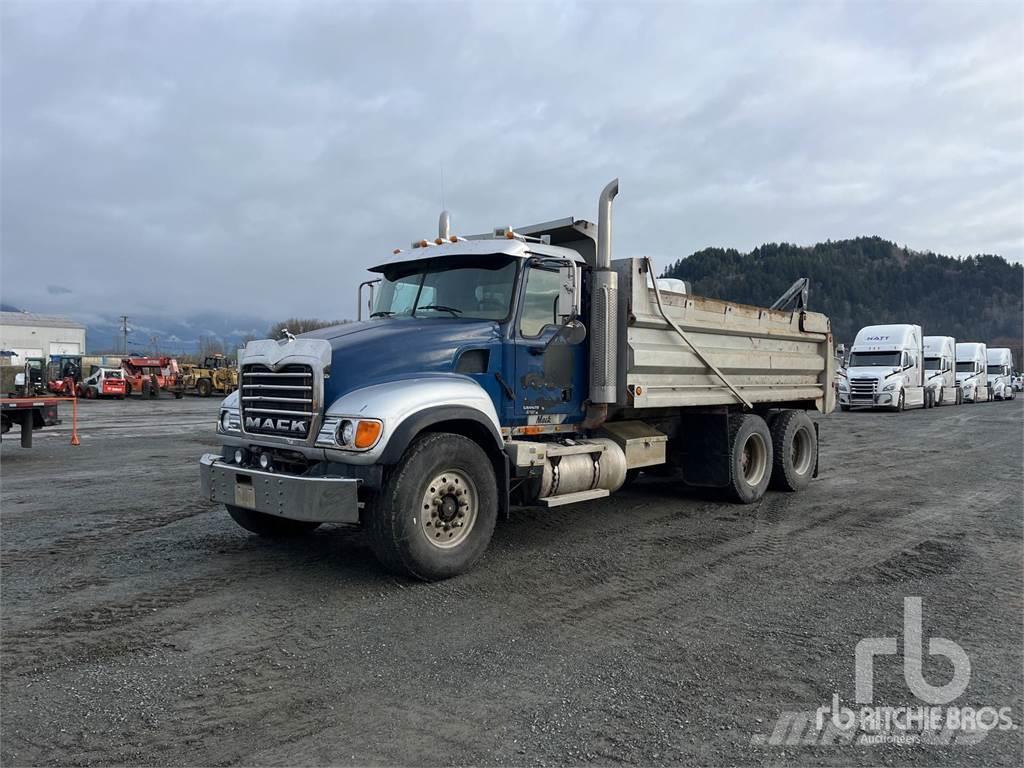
[199,180,835,580]
[986,347,1016,401]
[839,324,929,411]
[923,335,960,406]
[955,342,989,403]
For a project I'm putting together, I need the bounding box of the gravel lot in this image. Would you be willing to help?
[2,396,1021,766]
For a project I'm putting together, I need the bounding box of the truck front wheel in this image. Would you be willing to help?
[197,378,213,397]
[726,414,773,504]
[367,432,498,581]
[226,505,321,537]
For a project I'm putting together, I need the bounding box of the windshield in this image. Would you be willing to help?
[924,357,942,371]
[987,365,1004,375]
[956,362,976,373]
[849,351,900,367]
[371,256,518,320]
[104,370,123,379]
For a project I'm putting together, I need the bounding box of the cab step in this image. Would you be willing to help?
[538,488,610,507]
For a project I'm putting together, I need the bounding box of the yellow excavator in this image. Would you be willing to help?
[181,354,238,397]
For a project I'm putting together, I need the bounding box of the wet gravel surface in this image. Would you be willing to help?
[2,396,1022,766]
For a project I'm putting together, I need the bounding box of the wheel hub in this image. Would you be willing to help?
[420,470,478,549]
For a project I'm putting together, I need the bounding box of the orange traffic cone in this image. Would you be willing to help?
[70,396,80,446]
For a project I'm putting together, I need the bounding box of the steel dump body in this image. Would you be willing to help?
[615,258,835,413]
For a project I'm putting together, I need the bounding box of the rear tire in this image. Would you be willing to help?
[366,432,497,581]
[768,410,817,492]
[725,413,773,504]
[197,378,213,397]
[226,506,321,537]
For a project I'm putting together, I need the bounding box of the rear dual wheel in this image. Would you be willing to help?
[726,411,817,502]
[726,414,773,503]
[768,410,817,492]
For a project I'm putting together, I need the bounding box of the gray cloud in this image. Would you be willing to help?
[2,0,1022,322]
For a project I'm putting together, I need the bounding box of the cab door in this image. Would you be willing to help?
[511,260,587,429]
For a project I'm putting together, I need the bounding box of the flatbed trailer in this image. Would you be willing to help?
[1,396,61,448]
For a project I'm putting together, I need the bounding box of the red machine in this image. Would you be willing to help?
[77,367,127,399]
[122,357,184,398]
[46,355,83,396]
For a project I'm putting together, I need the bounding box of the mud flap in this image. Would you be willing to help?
[675,410,731,487]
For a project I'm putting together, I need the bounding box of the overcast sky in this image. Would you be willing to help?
[2,0,1022,322]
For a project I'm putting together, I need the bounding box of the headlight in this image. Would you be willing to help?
[317,416,383,450]
[883,381,899,391]
[219,408,240,433]
[838,381,849,392]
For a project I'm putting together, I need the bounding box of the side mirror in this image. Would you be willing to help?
[557,319,587,345]
[556,263,581,322]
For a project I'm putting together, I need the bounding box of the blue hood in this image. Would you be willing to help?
[302,318,502,403]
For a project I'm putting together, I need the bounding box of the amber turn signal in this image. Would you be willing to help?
[354,420,383,449]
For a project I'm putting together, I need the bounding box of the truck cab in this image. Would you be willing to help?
[839,324,926,411]
[923,335,958,406]
[955,342,988,403]
[986,347,1016,401]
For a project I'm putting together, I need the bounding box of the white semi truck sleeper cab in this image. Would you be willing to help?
[923,335,959,406]
[955,342,988,403]
[839,324,928,411]
[986,347,1016,401]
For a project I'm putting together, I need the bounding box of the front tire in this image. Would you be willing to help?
[768,410,817,492]
[227,505,321,537]
[197,378,213,397]
[725,413,773,504]
[367,432,498,581]
[893,389,905,412]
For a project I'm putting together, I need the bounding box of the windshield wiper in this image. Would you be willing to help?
[369,310,394,318]
[417,304,463,316]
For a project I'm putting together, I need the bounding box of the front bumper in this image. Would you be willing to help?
[838,391,893,408]
[199,453,361,524]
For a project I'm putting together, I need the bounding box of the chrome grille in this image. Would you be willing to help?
[241,364,315,438]
[850,377,877,402]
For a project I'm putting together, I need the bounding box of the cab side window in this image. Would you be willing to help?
[519,265,561,338]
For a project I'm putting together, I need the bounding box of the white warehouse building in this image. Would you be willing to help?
[0,311,87,363]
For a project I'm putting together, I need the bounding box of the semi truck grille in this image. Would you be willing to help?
[850,378,877,403]
[240,364,315,438]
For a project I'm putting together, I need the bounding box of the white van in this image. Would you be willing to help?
[923,336,959,405]
[986,348,1016,401]
[955,342,988,403]
[839,324,927,411]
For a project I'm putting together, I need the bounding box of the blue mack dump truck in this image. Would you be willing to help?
[200,180,835,580]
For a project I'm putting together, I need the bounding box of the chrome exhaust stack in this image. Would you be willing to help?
[438,210,451,240]
[589,178,619,404]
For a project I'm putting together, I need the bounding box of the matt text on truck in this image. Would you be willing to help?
[199,180,835,580]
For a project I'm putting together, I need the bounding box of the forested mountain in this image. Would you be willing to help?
[662,236,1023,363]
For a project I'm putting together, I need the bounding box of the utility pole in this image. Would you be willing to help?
[150,335,159,356]
[120,315,129,356]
